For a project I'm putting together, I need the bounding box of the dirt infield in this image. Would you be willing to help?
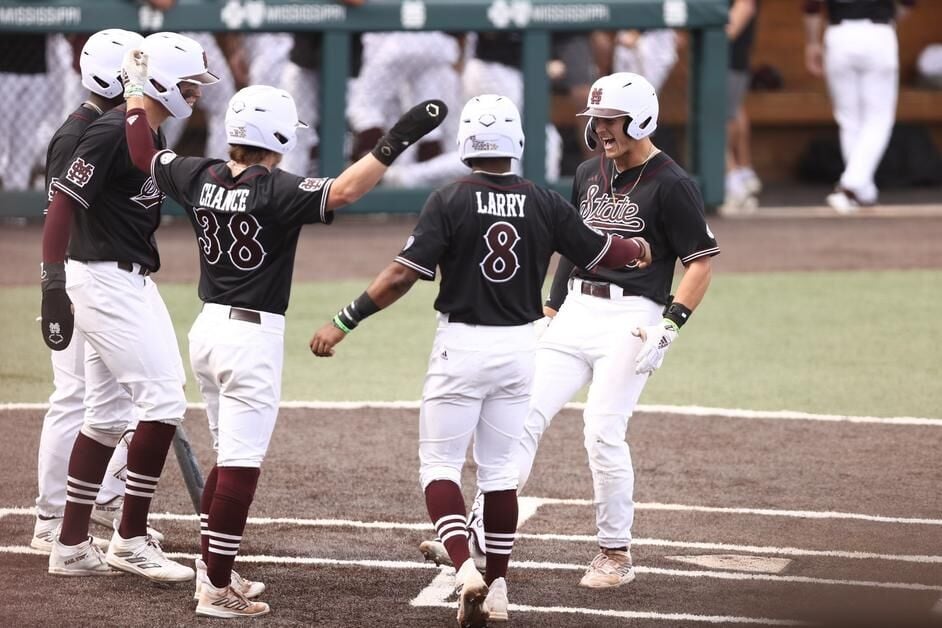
[2,406,941,627]
[3,211,942,287]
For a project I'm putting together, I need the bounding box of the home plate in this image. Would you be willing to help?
[665,554,792,573]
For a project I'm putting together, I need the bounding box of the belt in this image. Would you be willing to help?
[228,307,261,324]
[117,261,150,276]
[576,279,616,299]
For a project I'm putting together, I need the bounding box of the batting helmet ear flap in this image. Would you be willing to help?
[583,118,599,151]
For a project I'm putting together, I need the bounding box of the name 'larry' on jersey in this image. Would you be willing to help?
[476,191,526,217]
[199,182,250,213]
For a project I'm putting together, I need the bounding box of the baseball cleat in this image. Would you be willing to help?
[91,496,165,543]
[196,581,270,619]
[579,548,635,588]
[419,538,453,567]
[194,558,265,601]
[466,494,488,573]
[484,577,509,622]
[105,530,194,582]
[48,536,120,576]
[454,558,489,628]
[31,517,109,554]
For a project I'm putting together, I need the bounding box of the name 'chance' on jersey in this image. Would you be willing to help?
[151,149,334,315]
[395,171,614,326]
[570,152,719,305]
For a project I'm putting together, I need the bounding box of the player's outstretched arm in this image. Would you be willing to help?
[325,99,447,211]
[310,261,421,357]
[120,49,161,173]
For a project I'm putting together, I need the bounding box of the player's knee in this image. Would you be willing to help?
[419,465,461,491]
[477,466,518,494]
[135,383,187,423]
[80,423,126,448]
[583,425,631,474]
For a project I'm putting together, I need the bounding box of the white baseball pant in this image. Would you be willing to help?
[419,315,536,493]
[824,20,899,204]
[188,303,284,468]
[511,281,662,548]
[65,260,187,444]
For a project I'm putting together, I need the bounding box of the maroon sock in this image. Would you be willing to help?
[206,467,260,588]
[425,480,470,569]
[200,465,219,562]
[483,489,518,585]
[60,434,115,546]
[118,421,176,539]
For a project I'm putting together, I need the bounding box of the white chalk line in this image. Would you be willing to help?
[2,545,938,594]
[3,505,941,565]
[1,401,939,426]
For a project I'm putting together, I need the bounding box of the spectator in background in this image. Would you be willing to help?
[0,34,51,190]
[721,0,761,216]
[609,29,679,94]
[804,0,914,213]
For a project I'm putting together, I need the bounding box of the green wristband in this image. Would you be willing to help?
[331,314,352,334]
[125,84,144,99]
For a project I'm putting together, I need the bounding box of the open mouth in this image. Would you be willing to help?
[601,137,617,150]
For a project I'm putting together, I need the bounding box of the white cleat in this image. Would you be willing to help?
[105,530,194,582]
[91,496,165,543]
[419,538,453,567]
[485,577,509,622]
[579,548,635,588]
[48,536,120,576]
[194,558,265,601]
[196,581,270,619]
[455,558,489,628]
[31,517,109,554]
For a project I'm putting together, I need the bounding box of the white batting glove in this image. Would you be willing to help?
[632,319,679,375]
[121,48,148,99]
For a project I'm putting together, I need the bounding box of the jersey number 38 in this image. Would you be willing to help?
[194,209,266,271]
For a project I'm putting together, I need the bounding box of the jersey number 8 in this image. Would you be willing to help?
[480,221,521,283]
[194,209,267,271]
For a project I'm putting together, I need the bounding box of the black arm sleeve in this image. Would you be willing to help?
[546,256,575,311]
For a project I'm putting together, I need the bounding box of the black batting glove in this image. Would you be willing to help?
[371,99,448,166]
[40,262,74,351]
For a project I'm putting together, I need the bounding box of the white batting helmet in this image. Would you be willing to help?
[80,29,144,99]
[456,94,525,166]
[579,72,659,148]
[140,32,218,119]
[225,85,309,154]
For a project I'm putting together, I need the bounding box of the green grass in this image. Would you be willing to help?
[3,270,941,417]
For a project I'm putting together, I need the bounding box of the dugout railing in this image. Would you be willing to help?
[0,0,729,217]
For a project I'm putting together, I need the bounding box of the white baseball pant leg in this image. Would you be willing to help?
[519,286,662,548]
[189,304,284,468]
[66,260,187,444]
[35,338,86,518]
[419,317,535,493]
[825,20,898,204]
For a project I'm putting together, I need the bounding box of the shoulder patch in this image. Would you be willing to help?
[159,151,176,166]
[298,177,327,192]
[65,157,95,188]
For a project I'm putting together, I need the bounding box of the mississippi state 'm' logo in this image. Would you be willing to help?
[590,88,603,105]
[298,177,327,192]
[65,158,95,188]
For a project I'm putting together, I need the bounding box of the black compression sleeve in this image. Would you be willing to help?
[546,257,576,311]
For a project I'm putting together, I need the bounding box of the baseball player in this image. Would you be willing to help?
[310,94,652,627]
[33,28,171,555]
[122,47,449,616]
[421,73,718,590]
[40,32,218,582]
[804,0,915,213]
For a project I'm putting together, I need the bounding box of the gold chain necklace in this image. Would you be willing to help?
[610,145,659,201]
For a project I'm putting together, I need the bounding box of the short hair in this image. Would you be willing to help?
[228,144,276,166]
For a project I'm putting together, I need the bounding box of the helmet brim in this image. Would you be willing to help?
[180,70,220,85]
[577,106,629,119]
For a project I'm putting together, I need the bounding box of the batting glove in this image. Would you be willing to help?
[632,319,678,375]
[371,99,448,166]
[40,262,74,351]
[121,49,148,99]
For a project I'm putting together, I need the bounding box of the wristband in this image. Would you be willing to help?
[331,315,352,334]
[335,291,382,331]
[125,84,144,99]
[663,302,692,328]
